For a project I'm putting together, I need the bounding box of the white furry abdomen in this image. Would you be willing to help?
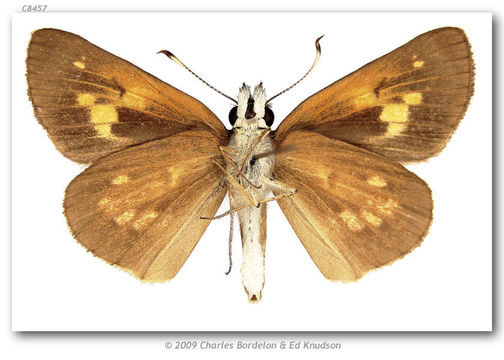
[238,204,267,302]
[227,127,274,302]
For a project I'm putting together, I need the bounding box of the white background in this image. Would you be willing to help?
[11,13,491,332]
[2,1,501,359]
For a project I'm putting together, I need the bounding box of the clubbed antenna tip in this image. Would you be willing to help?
[267,35,324,104]
[158,49,237,104]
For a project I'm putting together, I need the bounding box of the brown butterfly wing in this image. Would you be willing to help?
[273,131,432,281]
[64,130,227,282]
[274,27,474,162]
[27,28,227,164]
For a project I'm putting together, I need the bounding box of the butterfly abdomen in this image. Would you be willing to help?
[227,126,275,302]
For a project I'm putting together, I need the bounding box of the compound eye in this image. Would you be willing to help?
[228,106,238,126]
[264,107,275,127]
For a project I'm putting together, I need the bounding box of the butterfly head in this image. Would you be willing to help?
[160,37,323,132]
[228,83,274,129]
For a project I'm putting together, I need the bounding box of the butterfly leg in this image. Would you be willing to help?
[232,178,298,209]
[200,177,297,221]
[225,211,234,275]
[218,146,261,189]
[257,177,298,203]
[210,158,259,207]
[239,129,271,171]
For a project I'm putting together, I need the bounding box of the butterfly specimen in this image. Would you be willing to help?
[26,27,474,302]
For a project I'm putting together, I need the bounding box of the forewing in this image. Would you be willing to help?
[273,131,432,281]
[275,27,474,162]
[64,130,227,282]
[27,28,227,163]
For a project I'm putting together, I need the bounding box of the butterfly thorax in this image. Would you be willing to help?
[227,83,275,194]
[225,83,275,302]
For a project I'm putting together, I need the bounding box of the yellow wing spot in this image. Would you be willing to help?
[98,197,117,213]
[362,210,382,226]
[122,92,146,109]
[403,93,422,105]
[386,123,406,136]
[115,210,135,225]
[90,104,118,139]
[377,199,399,216]
[112,175,129,185]
[380,104,409,137]
[91,104,118,124]
[354,92,377,107]
[413,60,424,68]
[380,104,408,123]
[77,93,96,106]
[133,211,159,230]
[339,210,364,231]
[98,197,111,206]
[93,125,113,138]
[73,61,85,69]
[151,180,164,188]
[367,175,387,187]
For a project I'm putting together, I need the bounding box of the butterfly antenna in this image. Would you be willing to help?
[158,50,237,104]
[266,35,324,104]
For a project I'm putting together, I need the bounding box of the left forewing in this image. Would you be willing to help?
[273,131,433,281]
[63,130,227,282]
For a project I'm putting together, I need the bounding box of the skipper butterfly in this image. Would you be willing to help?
[26,27,474,302]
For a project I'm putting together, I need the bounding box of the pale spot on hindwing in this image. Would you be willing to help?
[376,199,399,216]
[403,92,423,105]
[73,61,85,69]
[90,104,118,139]
[339,210,364,231]
[98,197,111,207]
[413,60,424,68]
[151,180,164,189]
[115,210,135,225]
[97,197,118,213]
[133,211,159,231]
[362,210,382,226]
[112,175,129,185]
[367,175,387,187]
[380,104,409,137]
